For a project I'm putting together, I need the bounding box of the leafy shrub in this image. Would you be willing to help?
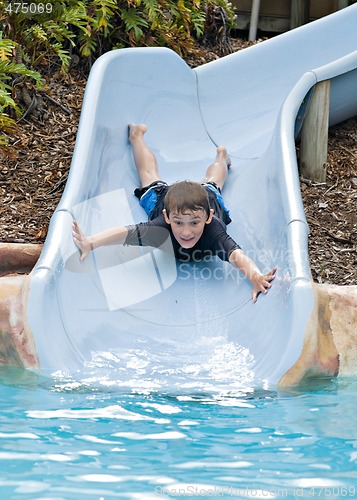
[2,0,235,67]
[2,0,89,71]
[0,32,42,155]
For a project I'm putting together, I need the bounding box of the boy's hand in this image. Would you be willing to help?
[251,267,277,303]
[72,221,91,261]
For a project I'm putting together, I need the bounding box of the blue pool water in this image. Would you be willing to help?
[0,367,357,500]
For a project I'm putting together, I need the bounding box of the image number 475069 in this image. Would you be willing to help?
[5,2,53,14]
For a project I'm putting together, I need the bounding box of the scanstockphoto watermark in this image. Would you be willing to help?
[176,247,307,266]
[177,247,307,283]
[179,261,240,282]
[154,485,357,497]
[5,2,54,15]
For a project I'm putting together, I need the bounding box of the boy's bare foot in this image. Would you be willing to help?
[129,123,148,142]
[216,146,231,169]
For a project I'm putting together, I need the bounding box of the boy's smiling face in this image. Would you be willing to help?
[163,208,213,248]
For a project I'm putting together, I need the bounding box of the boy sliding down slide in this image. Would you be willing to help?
[73,123,276,303]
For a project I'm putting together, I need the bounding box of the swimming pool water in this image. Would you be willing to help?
[0,367,356,500]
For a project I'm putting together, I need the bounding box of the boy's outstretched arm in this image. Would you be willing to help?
[229,248,277,303]
[72,220,128,261]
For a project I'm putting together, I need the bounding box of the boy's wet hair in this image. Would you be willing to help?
[164,180,211,219]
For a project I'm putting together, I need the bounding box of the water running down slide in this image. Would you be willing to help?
[27,5,357,388]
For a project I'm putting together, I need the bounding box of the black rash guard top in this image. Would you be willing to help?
[124,214,241,263]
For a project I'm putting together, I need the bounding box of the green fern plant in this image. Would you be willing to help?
[0,35,42,156]
[1,0,236,67]
[121,7,149,43]
[78,0,235,60]
[78,0,118,57]
[2,0,88,71]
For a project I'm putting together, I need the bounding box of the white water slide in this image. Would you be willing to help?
[27,4,357,389]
